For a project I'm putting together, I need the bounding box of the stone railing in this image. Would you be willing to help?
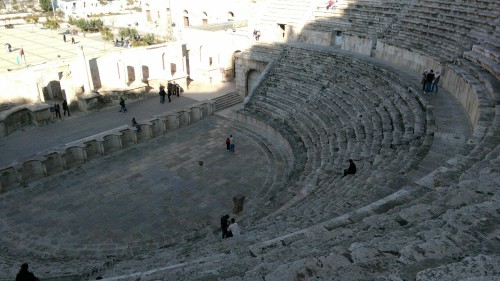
[0,103,52,137]
[0,102,215,192]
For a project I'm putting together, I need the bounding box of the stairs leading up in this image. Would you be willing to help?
[213,92,243,111]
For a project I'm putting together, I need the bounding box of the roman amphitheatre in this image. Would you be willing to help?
[0,0,499,280]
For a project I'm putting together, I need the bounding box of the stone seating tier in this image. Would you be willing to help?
[464,47,500,81]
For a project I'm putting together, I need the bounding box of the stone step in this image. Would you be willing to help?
[212,92,243,111]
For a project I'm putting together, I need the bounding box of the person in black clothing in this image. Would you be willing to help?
[16,263,38,281]
[343,159,356,178]
[62,99,70,116]
[425,69,435,93]
[221,214,230,239]
[54,102,61,119]
[119,97,127,112]
[159,85,166,104]
[167,81,173,102]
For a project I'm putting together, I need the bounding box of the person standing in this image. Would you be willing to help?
[167,84,172,102]
[159,86,166,104]
[71,37,75,44]
[62,99,71,116]
[220,214,230,239]
[229,135,235,152]
[54,102,61,119]
[425,69,435,94]
[119,97,127,112]
[431,70,441,93]
[421,70,427,92]
[226,137,231,151]
[63,34,66,42]
[227,218,241,237]
[16,263,38,281]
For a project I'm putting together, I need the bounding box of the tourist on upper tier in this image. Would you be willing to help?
[220,214,230,239]
[16,263,38,281]
[421,70,428,92]
[227,218,241,237]
[342,159,356,177]
[431,70,441,93]
[425,69,435,93]
[326,0,336,10]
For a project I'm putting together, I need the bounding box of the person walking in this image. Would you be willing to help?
[220,214,230,239]
[119,97,127,112]
[159,86,166,104]
[54,102,61,119]
[229,135,235,152]
[62,99,71,116]
[226,137,231,151]
[16,263,38,281]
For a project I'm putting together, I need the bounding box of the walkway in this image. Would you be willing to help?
[0,81,236,168]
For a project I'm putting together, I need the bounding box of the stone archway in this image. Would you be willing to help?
[246,69,260,96]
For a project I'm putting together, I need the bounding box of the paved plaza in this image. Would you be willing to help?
[0,24,120,71]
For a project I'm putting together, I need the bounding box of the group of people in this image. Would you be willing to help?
[53,99,71,119]
[421,69,441,94]
[220,214,241,239]
[326,0,337,10]
[252,29,261,41]
[225,135,235,152]
[62,34,76,44]
[159,81,181,103]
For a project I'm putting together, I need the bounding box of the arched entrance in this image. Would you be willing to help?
[230,50,241,80]
[246,69,260,96]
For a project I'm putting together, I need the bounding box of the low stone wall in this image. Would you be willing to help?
[0,103,52,137]
[0,102,215,192]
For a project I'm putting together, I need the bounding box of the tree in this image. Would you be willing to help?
[39,0,53,12]
[100,27,114,41]
[43,18,59,30]
[24,14,40,24]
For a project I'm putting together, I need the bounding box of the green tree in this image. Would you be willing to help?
[39,0,53,12]
[100,27,114,41]
[24,14,40,24]
[43,17,59,30]
[118,27,138,39]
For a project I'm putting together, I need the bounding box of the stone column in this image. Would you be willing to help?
[232,194,245,214]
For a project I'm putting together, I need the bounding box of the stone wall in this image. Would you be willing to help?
[342,35,374,56]
[0,101,215,192]
[295,29,335,46]
[373,41,487,127]
[235,56,268,99]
